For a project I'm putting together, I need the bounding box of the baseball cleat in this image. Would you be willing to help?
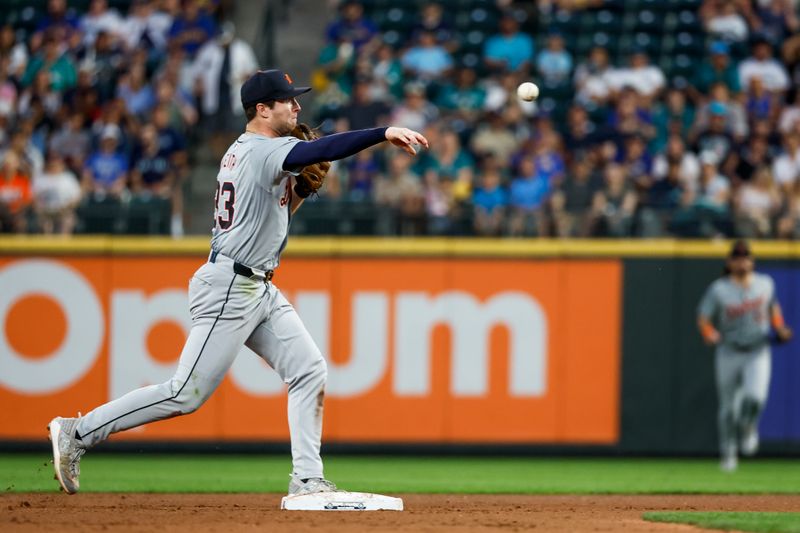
[288,475,339,496]
[740,428,759,457]
[48,417,85,494]
[719,455,738,473]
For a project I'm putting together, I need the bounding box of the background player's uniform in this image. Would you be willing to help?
[697,273,777,463]
[74,132,328,480]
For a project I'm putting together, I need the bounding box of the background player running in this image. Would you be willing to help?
[48,69,429,495]
[697,240,793,472]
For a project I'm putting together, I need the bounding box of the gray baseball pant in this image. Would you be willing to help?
[74,258,327,479]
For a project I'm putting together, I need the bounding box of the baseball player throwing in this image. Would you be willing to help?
[697,240,792,472]
[48,69,429,495]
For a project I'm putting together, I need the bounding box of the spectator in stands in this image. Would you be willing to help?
[607,87,656,141]
[413,3,454,48]
[168,0,217,59]
[776,180,800,238]
[423,170,455,235]
[608,50,665,102]
[619,133,653,191]
[735,165,780,237]
[692,41,741,99]
[62,67,100,124]
[653,134,700,189]
[345,148,380,201]
[589,162,637,237]
[508,155,551,236]
[130,124,174,198]
[772,132,800,193]
[701,0,751,43]
[82,124,128,199]
[753,0,799,47]
[79,0,125,47]
[391,83,438,132]
[483,14,534,74]
[0,150,32,233]
[671,151,730,237]
[325,1,378,52]
[471,110,520,166]
[80,29,125,103]
[152,103,188,168]
[193,22,258,133]
[739,38,790,94]
[374,152,425,235]
[647,158,684,224]
[551,158,601,237]
[122,0,174,54]
[4,127,44,180]
[0,56,19,121]
[536,32,572,86]
[22,32,77,92]
[653,87,695,153]
[694,150,731,214]
[746,76,779,122]
[778,88,800,134]
[472,157,508,236]
[693,83,747,142]
[401,30,454,82]
[435,66,486,121]
[17,69,62,120]
[369,44,404,102]
[730,135,772,185]
[154,77,198,132]
[574,46,613,107]
[33,151,81,234]
[562,105,599,163]
[35,0,79,44]
[49,112,91,173]
[693,101,737,164]
[484,71,532,115]
[416,129,474,202]
[339,77,392,130]
[116,64,156,118]
[314,34,356,99]
[1,24,29,81]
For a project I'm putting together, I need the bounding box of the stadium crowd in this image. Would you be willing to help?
[2,0,800,239]
[0,0,249,235]
[309,0,800,238]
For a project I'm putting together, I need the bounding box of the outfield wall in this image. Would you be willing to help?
[1,237,798,454]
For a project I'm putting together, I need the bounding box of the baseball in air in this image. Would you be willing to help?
[517,82,540,102]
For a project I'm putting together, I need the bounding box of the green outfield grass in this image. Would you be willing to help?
[644,512,800,533]
[2,454,800,494]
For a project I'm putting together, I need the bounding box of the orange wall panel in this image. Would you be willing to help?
[0,256,621,444]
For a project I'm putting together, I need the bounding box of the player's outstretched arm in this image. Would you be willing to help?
[283,127,430,170]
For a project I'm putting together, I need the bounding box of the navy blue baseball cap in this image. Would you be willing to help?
[240,69,311,108]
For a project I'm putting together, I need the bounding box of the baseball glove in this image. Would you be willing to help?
[289,123,330,198]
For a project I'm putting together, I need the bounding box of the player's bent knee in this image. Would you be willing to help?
[177,390,208,415]
[310,356,327,382]
[167,375,213,415]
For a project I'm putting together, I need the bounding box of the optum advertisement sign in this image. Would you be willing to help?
[0,256,621,444]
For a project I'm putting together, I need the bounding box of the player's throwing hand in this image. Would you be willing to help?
[385,127,429,155]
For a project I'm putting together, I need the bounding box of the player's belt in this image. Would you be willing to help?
[209,251,274,282]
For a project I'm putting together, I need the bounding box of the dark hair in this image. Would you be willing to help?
[244,101,276,121]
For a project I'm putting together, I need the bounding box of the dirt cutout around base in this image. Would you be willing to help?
[2,494,799,532]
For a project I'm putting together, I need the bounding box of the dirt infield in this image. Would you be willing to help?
[3,493,799,532]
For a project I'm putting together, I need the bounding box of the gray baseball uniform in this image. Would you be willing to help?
[75,132,327,479]
[698,273,776,458]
